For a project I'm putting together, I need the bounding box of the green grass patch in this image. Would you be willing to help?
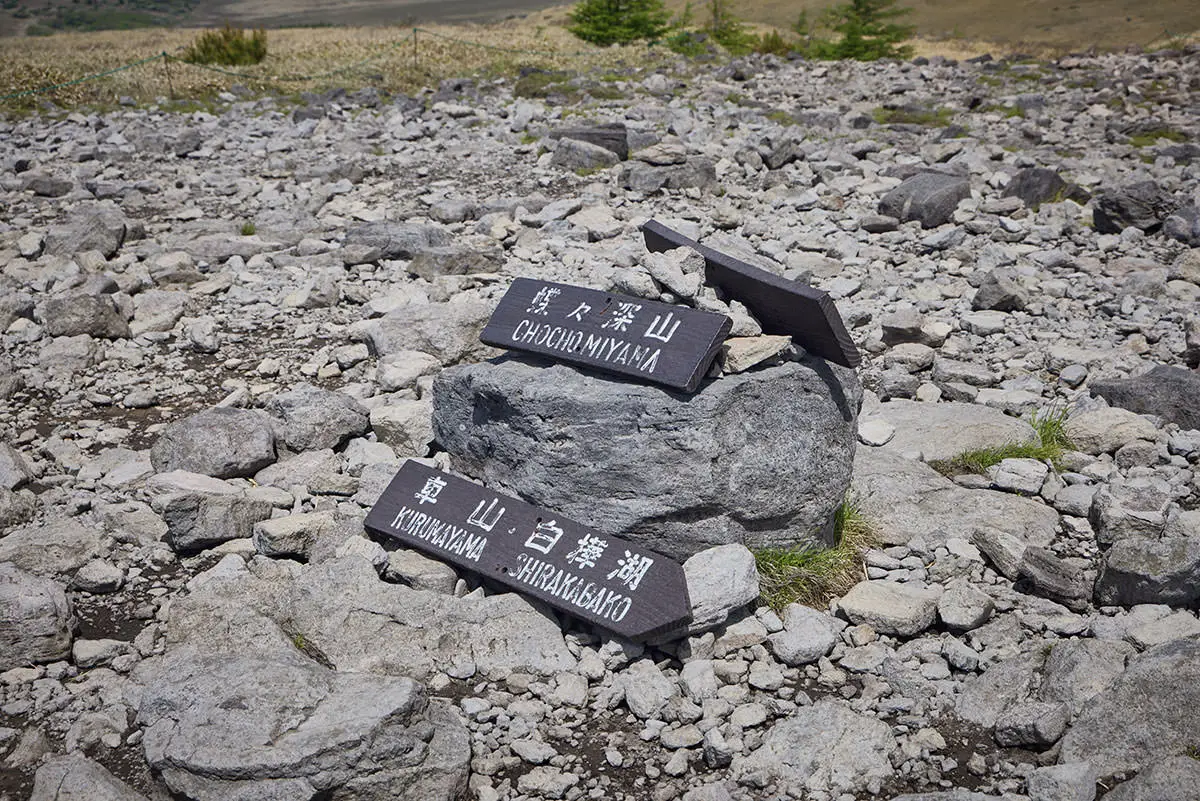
[929,406,1071,476]
[1128,127,1188,148]
[240,221,257,236]
[872,106,953,127]
[754,497,875,612]
[980,103,1024,118]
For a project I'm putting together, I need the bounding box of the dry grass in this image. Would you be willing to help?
[0,21,663,110]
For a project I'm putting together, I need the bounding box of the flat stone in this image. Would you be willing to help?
[1066,407,1159,455]
[719,335,792,373]
[838,580,940,637]
[29,754,147,801]
[1100,755,1200,801]
[768,603,841,666]
[869,400,1037,463]
[150,407,277,479]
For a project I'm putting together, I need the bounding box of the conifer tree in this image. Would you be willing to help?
[821,0,915,60]
[567,0,671,46]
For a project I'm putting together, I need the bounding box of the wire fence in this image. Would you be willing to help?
[0,26,619,106]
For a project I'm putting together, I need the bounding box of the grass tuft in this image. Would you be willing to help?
[1127,127,1188,148]
[929,404,1071,476]
[183,24,268,67]
[872,105,953,127]
[754,496,875,612]
[239,221,256,236]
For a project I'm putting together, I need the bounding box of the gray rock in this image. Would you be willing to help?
[0,487,37,529]
[550,137,620,171]
[1019,546,1090,609]
[1090,476,1173,544]
[0,518,104,577]
[1101,755,1200,801]
[869,400,1037,463]
[1060,636,1200,774]
[878,171,970,229]
[43,203,130,258]
[150,407,277,478]
[550,122,629,159]
[407,245,503,281]
[1164,204,1200,246]
[854,449,1059,549]
[1092,180,1177,234]
[767,603,840,665]
[159,490,273,552]
[383,548,459,594]
[516,766,579,799]
[342,220,450,260]
[1094,537,1200,606]
[1039,639,1136,717]
[371,401,434,457]
[1091,365,1200,431]
[620,158,717,192]
[990,457,1050,496]
[957,649,1045,729]
[136,645,469,801]
[23,172,73,197]
[838,580,939,637]
[1003,167,1072,209]
[0,443,33,490]
[266,385,370,452]
[994,700,1069,747]
[1066,407,1159,455]
[938,577,994,631]
[38,294,130,339]
[69,559,125,593]
[29,754,148,801]
[0,563,74,670]
[253,511,340,560]
[355,299,495,365]
[1025,762,1097,801]
[1127,611,1200,649]
[622,658,676,719]
[679,544,760,633]
[735,698,896,794]
[434,356,861,561]
[168,556,575,681]
[973,268,1029,311]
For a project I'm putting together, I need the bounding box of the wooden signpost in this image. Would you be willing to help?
[480,277,732,393]
[641,219,862,369]
[365,461,692,641]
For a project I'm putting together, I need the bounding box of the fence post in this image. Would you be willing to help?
[161,52,175,100]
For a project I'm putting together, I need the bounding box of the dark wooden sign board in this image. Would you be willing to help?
[365,461,692,641]
[480,277,732,393]
[641,220,862,369]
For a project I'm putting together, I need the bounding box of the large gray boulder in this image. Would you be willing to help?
[1094,537,1200,606]
[1101,755,1200,801]
[852,448,1059,548]
[29,754,148,801]
[37,294,130,339]
[354,298,496,365]
[734,699,896,794]
[433,355,862,561]
[1060,636,1200,774]
[342,220,450,260]
[0,563,74,669]
[1092,180,1177,234]
[43,203,131,258]
[865,399,1037,463]
[878,171,970,229]
[136,646,468,801]
[0,518,104,577]
[266,384,371,452]
[150,407,277,478]
[1091,365,1200,431]
[166,555,576,681]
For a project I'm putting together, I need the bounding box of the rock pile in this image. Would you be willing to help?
[1,40,1199,801]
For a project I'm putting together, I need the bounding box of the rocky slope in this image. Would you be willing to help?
[1,43,1200,801]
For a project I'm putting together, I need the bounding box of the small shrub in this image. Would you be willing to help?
[754,30,793,56]
[567,0,671,46]
[240,221,256,236]
[666,30,710,57]
[800,0,915,61]
[183,24,267,67]
[755,496,875,611]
